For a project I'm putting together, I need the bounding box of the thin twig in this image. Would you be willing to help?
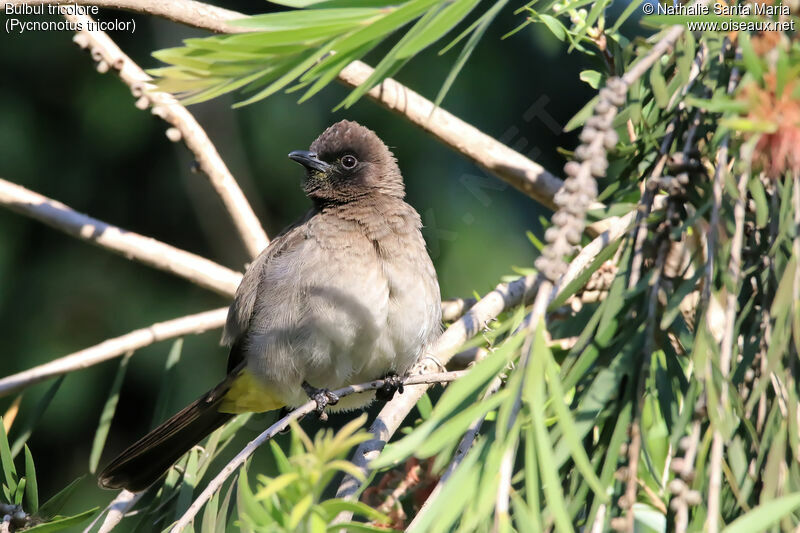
[408,354,501,529]
[0,178,242,296]
[65,11,269,258]
[621,24,691,86]
[169,370,467,532]
[623,233,670,531]
[0,308,227,398]
[18,0,573,211]
[84,490,142,533]
[707,169,748,532]
[494,284,552,527]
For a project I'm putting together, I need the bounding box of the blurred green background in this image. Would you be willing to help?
[0,0,623,519]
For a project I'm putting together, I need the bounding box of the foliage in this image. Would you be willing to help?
[148,0,505,108]
[0,417,98,532]
[354,0,800,530]
[233,415,388,532]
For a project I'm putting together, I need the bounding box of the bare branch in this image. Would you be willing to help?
[440,297,476,323]
[20,0,573,210]
[0,178,242,296]
[0,308,227,398]
[84,490,142,533]
[170,370,468,532]
[336,63,569,210]
[64,10,269,258]
[409,348,501,529]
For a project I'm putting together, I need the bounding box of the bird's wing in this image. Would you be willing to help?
[222,208,316,368]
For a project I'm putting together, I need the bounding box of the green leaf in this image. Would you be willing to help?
[317,499,388,522]
[151,339,183,429]
[748,176,769,229]
[371,336,518,468]
[610,0,643,32]
[738,32,764,82]
[434,0,510,107]
[539,337,608,502]
[288,493,313,529]
[24,445,38,513]
[90,352,132,473]
[530,343,572,533]
[580,70,602,89]
[719,117,777,133]
[296,41,373,103]
[174,449,200,521]
[24,507,98,532]
[415,390,509,458]
[325,0,441,67]
[14,478,25,505]
[201,486,219,533]
[269,0,400,7]
[537,13,568,41]
[0,417,16,496]
[328,523,392,532]
[649,59,668,108]
[660,268,703,330]
[238,465,272,527]
[405,440,485,533]
[229,8,385,29]
[254,472,299,501]
[10,377,65,458]
[685,95,749,114]
[569,0,607,52]
[523,424,543,530]
[215,476,237,533]
[340,2,440,108]
[234,44,338,107]
[722,493,800,533]
[565,95,599,132]
[417,392,433,419]
[548,235,622,310]
[38,476,85,518]
[396,0,483,58]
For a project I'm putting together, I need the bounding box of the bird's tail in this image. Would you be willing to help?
[98,381,233,492]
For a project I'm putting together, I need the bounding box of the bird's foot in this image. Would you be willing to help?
[302,382,339,421]
[376,372,405,402]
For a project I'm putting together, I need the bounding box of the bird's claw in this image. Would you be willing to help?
[302,382,339,421]
[376,373,405,402]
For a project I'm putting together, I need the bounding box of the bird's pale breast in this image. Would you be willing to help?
[241,204,441,410]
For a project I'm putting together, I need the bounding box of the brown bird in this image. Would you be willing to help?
[98,120,442,491]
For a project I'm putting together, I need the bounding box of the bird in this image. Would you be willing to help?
[98,120,442,492]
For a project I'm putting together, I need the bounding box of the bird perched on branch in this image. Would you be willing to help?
[98,120,442,492]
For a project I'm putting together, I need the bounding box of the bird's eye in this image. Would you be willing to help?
[341,155,358,169]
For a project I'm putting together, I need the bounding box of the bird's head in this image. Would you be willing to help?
[288,120,405,205]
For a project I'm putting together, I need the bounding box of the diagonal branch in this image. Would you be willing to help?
[0,178,243,296]
[21,0,571,211]
[170,370,469,532]
[63,9,269,258]
[0,308,228,398]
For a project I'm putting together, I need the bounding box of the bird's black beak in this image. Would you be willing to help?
[288,150,330,173]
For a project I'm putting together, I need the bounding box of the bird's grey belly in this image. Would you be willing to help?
[244,240,437,410]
